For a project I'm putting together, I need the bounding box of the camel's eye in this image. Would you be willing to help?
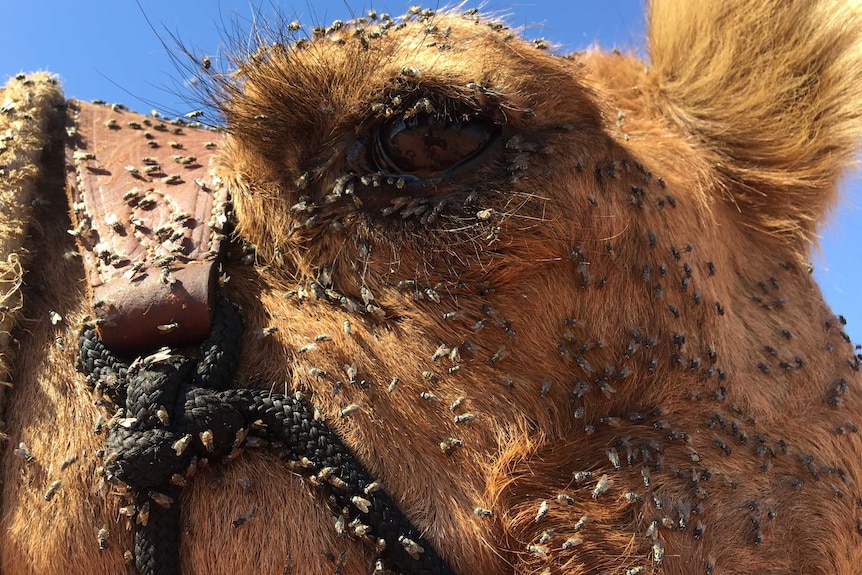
[373,112,499,179]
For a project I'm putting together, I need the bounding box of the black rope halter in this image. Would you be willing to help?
[77,298,456,575]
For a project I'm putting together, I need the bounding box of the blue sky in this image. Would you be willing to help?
[3,1,859,342]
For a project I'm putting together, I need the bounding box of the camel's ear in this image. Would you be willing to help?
[648,0,862,246]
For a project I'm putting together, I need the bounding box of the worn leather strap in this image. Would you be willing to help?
[65,101,228,354]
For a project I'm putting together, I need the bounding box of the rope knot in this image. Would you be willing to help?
[101,329,247,490]
[78,298,456,575]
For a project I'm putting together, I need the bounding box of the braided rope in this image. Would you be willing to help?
[77,299,454,575]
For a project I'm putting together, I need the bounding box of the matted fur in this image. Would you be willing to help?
[0,73,64,419]
[1,2,861,574]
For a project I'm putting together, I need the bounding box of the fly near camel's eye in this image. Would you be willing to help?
[372,112,499,179]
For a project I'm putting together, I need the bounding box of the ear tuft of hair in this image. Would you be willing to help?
[649,0,862,245]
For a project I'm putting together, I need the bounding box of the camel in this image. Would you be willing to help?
[0,1,861,573]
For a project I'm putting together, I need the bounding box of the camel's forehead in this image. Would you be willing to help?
[234,13,607,116]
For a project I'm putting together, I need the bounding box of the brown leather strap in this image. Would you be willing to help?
[65,101,229,354]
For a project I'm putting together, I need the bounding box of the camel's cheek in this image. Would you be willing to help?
[180,456,372,575]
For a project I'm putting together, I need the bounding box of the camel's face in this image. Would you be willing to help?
[204,9,862,573]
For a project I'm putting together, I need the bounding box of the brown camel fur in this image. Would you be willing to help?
[1,1,862,573]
